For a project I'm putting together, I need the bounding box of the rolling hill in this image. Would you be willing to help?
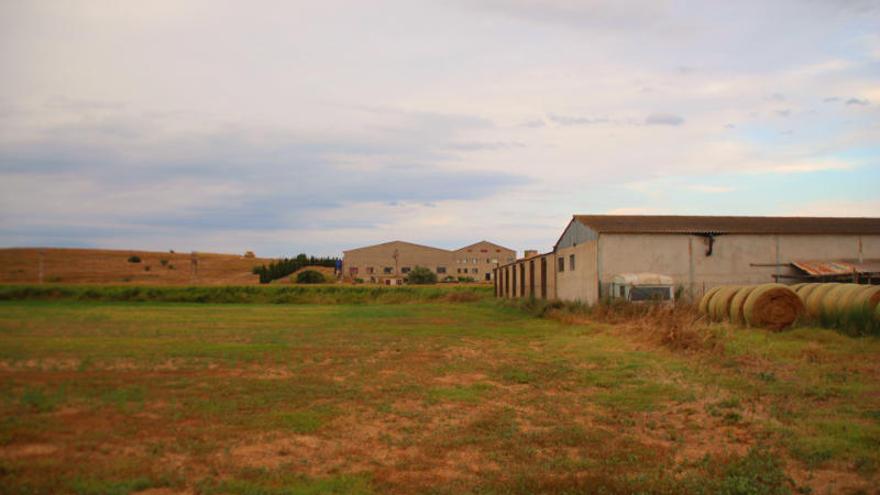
[0,247,276,285]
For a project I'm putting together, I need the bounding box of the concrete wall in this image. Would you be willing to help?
[343,241,453,282]
[596,233,880,302]
[555,241,598,303]
[454,241,515,282]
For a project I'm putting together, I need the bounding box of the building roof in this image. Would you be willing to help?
[342,240,452,255]
[455,240,515,252]
[573,215,880,235]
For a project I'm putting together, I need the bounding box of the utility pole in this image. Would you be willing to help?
[38,250,45,284]
[190,251,199,284]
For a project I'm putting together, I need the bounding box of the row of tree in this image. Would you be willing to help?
[252,254,338,284]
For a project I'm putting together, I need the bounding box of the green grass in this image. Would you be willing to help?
[0,298,877,493]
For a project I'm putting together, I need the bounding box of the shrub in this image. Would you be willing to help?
[354,278,364,284]
[243,251,256,258]
[457,276,475,283]
[406,266,437,285]
[442,276,457,283]
[159,259,169,267]
[127,255,141,263]
[296,270,326,284]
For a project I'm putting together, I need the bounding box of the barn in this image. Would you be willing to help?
[494,215,880,304]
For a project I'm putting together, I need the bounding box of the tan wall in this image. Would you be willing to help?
[554,241,598,303]
[453,241,515,282]
[343,242,453,282]
[597,233,880,302]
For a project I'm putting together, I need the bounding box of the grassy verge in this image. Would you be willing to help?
[0,284,491,304]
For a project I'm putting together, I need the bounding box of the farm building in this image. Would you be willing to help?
[343,240,515,284]
[494,215,880,304]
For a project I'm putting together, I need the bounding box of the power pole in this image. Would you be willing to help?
[190,251,199,284]
[38,250,45,284]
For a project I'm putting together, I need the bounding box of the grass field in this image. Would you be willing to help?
[0,248,274,285]
[1,291,879,494]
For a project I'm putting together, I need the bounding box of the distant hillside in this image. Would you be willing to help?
[0,248,276,285]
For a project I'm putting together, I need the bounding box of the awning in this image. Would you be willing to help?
[792,259,880,277]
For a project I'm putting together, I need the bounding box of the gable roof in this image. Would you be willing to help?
[573,215,880,235]
[343,240,452,255]
[455,240,514,252]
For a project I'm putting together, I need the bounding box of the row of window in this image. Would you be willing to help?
[557,254,575,272]
[456,268,479,274]
[351,266,449,275]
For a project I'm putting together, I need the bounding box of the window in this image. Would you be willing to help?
[569,254,575,271]
[366,267,374,274]
[486,258,490,263]
[401,267,411,274]
[462,259,467,264]
[472,258,478,264]
[507,257,514,263]
[383,267,393,274]
[480,249,488,253]
[437,266,446,274]
[490,258,498,264]
[558,257,564,272]
[472,268,478,274]
[349,267,358,275]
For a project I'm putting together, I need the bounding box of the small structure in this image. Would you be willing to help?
[610,273,675,303]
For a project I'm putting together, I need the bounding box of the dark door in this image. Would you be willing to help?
[540,257,547,299]
[519,263,525,297]
[529,259,535,297]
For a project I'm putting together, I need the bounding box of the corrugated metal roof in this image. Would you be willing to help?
[792,259,880,276]
[574,215,880,235]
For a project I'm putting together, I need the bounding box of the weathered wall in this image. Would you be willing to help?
[454,241,515,282]
[343,241,453,282]
[595,233,880,302]
[555,241,598,303]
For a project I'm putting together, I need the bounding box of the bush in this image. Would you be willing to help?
[442,276,457,283]
[457,276,475,283]
[406,266,437,285]
[296,270,326,284]
[127,256,141,263]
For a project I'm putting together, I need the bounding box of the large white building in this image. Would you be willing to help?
[495,215,880,304]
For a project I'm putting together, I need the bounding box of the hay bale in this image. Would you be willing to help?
[698,286,724,315]
[710,285,741,322]
[729,285,757,325]
[743,283,804,331]
[851,285,880,313]
[835,284,870,313]
[821,284,862,317]
[876,301,880,321]
[790,282,808,292]
[804,283,839,319]
[795,283,820,300]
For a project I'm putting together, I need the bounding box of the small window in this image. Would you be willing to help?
[569,254,575,271]
[383,267,393,274]
[437,266,446,274]
[490,258,498,264]
[366,267,374,274]
[472,258,478,264]
[557,257,564,272]
[401,267,411,274]
[507,257,514,263]
[349,267,359,275]
[472,268,478,274]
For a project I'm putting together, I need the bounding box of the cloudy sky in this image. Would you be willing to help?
[1,0,878,256]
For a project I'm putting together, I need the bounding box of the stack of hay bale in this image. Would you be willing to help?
[698,283,804,331]
[791,283,880,329]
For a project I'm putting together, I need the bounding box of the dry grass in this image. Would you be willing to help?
[0,247,274,285]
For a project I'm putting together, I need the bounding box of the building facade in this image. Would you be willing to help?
[495,215,880,304]
[344,240,515,284]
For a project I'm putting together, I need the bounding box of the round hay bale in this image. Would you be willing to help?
[698,286,724,315]
[790,282,808,292]
[729,285,757,325]
[850,285,880,313]
[821,284,862,317]
[795,283,820,300]
[804,283,839,319]
[743,283,804,331]
[835,284,870,313]
[710,285,741,322]
[876,301,880,321]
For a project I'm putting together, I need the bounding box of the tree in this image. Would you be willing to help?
[406,266,437,285]
[296,270,326,284]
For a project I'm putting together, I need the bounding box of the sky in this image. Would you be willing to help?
[1,0,878,257]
